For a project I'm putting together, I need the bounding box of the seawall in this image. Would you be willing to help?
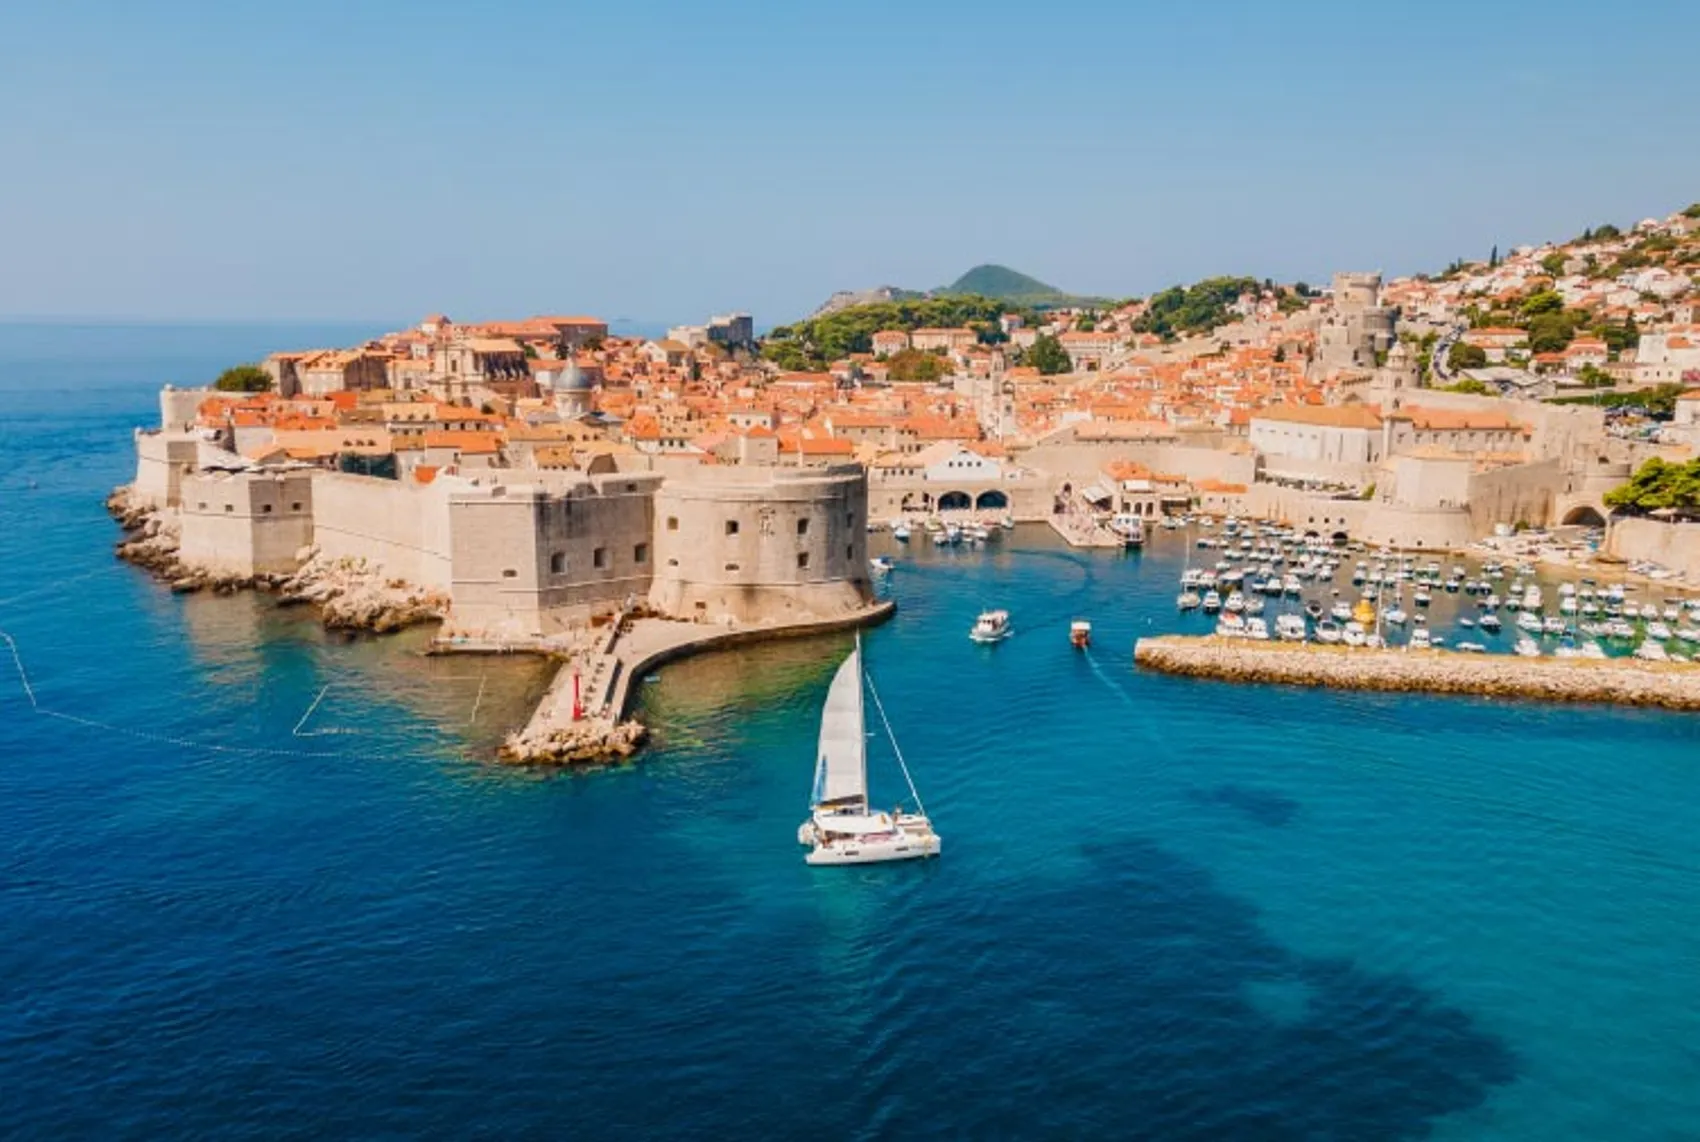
[498,600,897,764]
[1133,636,1700,710]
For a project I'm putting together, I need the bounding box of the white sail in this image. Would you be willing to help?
[812,646,866,809]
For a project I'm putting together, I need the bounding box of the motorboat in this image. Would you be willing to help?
[1517,611,1543,634]
[1215,613,1247,638]
[1383,606,1409,626]
[1070,620,1092,649]
[892,523,911,542]
[1409,627,1432,651]
[1515,636,1541,657]
[1479,613,1502,632]
[1316,620,1343,645]
[969,609,1011,644]
[1202,590,1223,614]
[1244,617,1271,641]
[1304,600,1324,620]
[1342,621,1367,647]
[1275,614,1307,641]
[1330,601,1352,622]
[869,555,895,576]
[798,637,940,866]
[1177,591,1202,611]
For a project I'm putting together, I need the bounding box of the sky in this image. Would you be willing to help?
[2,0,1698,328]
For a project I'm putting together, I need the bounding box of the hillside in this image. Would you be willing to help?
[761,294,1043,371]
[937,264,1091,307]
[808,285,925,320]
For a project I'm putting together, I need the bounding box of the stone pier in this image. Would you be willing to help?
[498,601,897,764]
[1133,635,1700,710]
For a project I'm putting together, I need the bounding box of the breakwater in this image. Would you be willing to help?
[1133,635,1700,710]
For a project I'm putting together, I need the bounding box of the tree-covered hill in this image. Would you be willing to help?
[761,295,1041,370]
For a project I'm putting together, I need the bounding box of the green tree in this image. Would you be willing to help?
[1592,223,1622,240]
[1520,290,1565,317]
[885,348,951,383]
[1441,378,1492,395]
[1526,313,1575,353]
[1540,252,1568,277]
[1683,203,1700,220]
[1132,276,1259,339]
[213,363,272,392]
[1604,457,1700,514]
[1027,334,1073,375]
[1489,244,1500,268]
[1446,341,1488,371]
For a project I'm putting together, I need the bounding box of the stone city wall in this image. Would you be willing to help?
[1608,518,1700,580]
[446,473,660,638]
[649,465,872,624]
[311,472,454,589]
[178,471,316,577]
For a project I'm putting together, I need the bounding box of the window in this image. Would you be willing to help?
[667,516,679,531]
[846,512,854,527]
[502,569,517,578]
[668,558,679,567]
[593,547,607,569]
[725,562,740,572]
[550,552,566,574]
[626,482,637,493]
[725,520,739,536]
[846,546,854,561]
[797,552,810,569]
[291,502,303,511]
[797,518,810,536]
[261,504,273,513]
[634,543,648,564]
[197,502,207,510]
[224,504,234,513]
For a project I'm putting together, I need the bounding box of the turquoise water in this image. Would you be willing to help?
[3,324,1699,1138]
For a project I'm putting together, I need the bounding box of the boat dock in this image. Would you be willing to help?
[498,601,897,764]
[1133,635,1700,710]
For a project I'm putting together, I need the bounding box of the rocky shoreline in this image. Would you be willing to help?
[107,485,446,633]
[1133,635,1700,710]
[497,714,648,766]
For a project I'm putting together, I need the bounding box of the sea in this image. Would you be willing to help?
[2,322,1699,1140]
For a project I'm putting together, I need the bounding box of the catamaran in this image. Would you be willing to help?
[798,638,940,866]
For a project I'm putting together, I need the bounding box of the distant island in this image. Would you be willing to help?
[808,263,1105,319]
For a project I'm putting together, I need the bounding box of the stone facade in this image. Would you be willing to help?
[649,466,872,624]
[178,471,316,576]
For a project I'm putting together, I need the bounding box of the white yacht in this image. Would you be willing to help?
[892,523,911,542]
[1275,614,1307,642]
[799,639,940,866]
[969,609,1011,644]
[1515,636,1541,657]
[1409,627,1432,650]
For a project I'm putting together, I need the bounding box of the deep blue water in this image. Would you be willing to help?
[3,324,1700,1139]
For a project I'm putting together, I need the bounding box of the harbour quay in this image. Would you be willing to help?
[1133,635,1700,710]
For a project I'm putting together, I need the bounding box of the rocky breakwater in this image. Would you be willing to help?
[1133,636,1700,711]
[107,485,446,631]
[276,552,447,634]
[497,714,648,766]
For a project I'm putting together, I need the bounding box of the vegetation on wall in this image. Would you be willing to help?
[213,364,272,393]
[1604,457,1700,515]
[884,348,951,383]
[762,295,1037,370]
[1131,276,1259,340]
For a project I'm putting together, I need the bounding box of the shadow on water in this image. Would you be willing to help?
[802,836,1521,1141]
[1186,783,1301,828]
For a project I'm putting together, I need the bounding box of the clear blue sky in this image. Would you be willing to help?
[3,0,1696,327]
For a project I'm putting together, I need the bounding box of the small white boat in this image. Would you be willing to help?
[1635,641,1671,662]
[1456,641,1487,653]
[1342,621,1367,647]
[1245,617,1271,641]
[1275,614,1307,642]
[1383,607,1408,626]
[1517,611,1544,634]
[1515,636,1541,657]
[1479,613,1502,632]
[892,524,911,542]
[869,556,895,575]
[1070,620,1092,649]
[969,609,1011,644]
[1177,591,1201,611]
[1202,590,1223,614]
[1316,620,1343,645]
[799,638,940,866]
[1409,627,1432,651]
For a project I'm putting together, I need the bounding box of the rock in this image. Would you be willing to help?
[496,718,649,766]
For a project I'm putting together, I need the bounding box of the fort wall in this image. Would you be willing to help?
[178,471,316,576]
[649,465,872,624]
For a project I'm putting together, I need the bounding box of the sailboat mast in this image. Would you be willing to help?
[853,634,868,808]
[864,668,925,818]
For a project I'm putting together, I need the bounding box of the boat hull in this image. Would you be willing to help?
[804,830,941,865]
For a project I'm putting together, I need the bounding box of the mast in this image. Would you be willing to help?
[864,665,925,819]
